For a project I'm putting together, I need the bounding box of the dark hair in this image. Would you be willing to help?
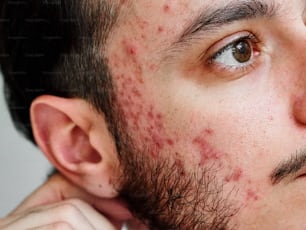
[0,0,119,144]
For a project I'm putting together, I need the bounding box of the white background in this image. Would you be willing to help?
[0,73,51,217]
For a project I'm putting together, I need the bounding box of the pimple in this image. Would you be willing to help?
[224,168,243,182]
[193,135,222,166]
[147,110,154,119]
[135,16,149,30]
[131,87,141,97]
[149,63,157,71]
[122,40,138,56]
[157,26,165,33]
[175,158,186,176]
[166,138,174,146]
[163,4,171,13]
[204,128,214,136]
[246,189,259,201]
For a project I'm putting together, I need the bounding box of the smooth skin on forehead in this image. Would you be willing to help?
[104,0,306,229]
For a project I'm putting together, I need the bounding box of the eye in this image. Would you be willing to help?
[217,39,252,64]
[205,32,261,77]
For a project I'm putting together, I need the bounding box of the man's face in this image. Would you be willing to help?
[105,0,306,229]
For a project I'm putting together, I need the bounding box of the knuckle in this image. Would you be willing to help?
[57,202,81,220]
[66,198,87,207]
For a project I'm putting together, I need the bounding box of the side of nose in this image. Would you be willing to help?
[293,95,306,125]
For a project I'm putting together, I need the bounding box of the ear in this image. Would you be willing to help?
[30,95,120,198]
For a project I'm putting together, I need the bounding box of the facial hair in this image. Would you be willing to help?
[110,110,237,230]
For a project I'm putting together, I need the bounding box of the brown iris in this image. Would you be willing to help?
[232,40,252,63]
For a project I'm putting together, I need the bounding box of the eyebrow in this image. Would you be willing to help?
[168,0,278,54]
[270,151,306,185]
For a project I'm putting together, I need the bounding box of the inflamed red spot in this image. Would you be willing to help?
[121,40,138,56]
[166,138,174,146]
[149,63,157,71]
[246,189,259,201]
[163,4,170,13]
[193,136,222,165]
[204,128,214,136]
[135,16,149,30]
[175,159,186,176]
[224,168,243,182]
[157,26,165,33]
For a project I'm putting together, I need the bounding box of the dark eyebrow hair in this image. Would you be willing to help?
[167,0,278,55]
[270,150,306,185]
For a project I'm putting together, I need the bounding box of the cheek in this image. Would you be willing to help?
[114,72,264,203]
[117,83,176,157]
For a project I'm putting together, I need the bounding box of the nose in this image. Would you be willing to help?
[293,95,306,125]
[292,40,306,125]
[290,6,306,125]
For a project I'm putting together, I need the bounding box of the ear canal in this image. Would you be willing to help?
[68,125,102,164]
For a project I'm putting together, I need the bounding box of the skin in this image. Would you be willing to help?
[106,0,306,228]
[3,0,306,229]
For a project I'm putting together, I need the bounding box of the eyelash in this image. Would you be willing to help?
[204,32,262,78]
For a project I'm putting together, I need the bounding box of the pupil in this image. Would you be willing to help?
[233,40,252,63]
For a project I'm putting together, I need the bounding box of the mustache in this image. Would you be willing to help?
[270,149,306,185]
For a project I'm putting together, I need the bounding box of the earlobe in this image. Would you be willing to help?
[30,95,120,198]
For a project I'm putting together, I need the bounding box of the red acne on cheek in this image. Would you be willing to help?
[204,128,214,136]
[135,16,149,30]
[192,134,222,166]
[163,4,171,13]
[166,138,174,146]
[157,26,165,33]
[175,158,186,176]
[121,39,139,57]
[246,189,259,201]
[149,63,157,71]
[144,107,172,152]
[126,44,137,56]
[224,168,243,182]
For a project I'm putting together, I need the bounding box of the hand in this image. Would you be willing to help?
[0,173,132,230]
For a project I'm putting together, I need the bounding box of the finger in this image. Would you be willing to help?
[10,174,88,214]
[11,174,132,223]
[28,222,74,230]
[2,199,116,230]
[1,202,93,230]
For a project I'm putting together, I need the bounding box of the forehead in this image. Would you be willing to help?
[108,0,281,62]
[115,0,199,39]
[108,1,201,64]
